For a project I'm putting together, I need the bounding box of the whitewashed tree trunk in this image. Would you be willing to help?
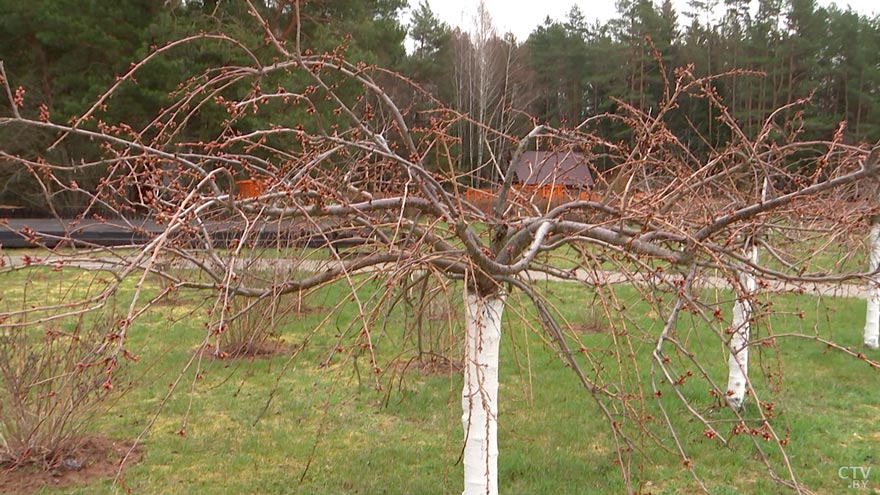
[865,148,880,348]
[462,291,505,495]
[727,244,757,409]
[864,222,880,349]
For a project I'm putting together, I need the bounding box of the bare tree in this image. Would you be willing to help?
[1,7,880,494]
[451,2,533,189]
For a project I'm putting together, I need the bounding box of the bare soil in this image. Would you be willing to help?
[197,338,291,360]
[0,437,143,495]
[393,354,463,375]
[223,338,290,359]
[571,321,611,334]
[292,304,328,317]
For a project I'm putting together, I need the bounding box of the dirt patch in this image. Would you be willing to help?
[393,355,463,375]
[292,304,328,317]
[223,338,290,359]
[0,437,144,495]
[571,321,611,334]
[152,295,201,307]
[197,338,292,360]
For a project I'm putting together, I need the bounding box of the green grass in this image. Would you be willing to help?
[3,268,879,494]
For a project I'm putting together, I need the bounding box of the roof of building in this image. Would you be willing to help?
[513,151,593,187]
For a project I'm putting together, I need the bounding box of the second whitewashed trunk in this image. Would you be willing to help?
[461,291,505,495]
[864,223,880,349]
[727,245,757,409]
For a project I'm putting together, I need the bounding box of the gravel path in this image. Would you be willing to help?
[2,251,871,300]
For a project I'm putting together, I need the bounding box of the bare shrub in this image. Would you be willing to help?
[215,294,291,358]
[209,270,300,358]
[0,315,113,469]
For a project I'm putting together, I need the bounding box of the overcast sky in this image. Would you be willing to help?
[404,0,878,43]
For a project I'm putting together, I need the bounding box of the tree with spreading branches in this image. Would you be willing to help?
[2,2,880,493]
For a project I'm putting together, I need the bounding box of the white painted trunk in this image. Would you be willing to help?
[727,245,757,409]
[865,223,880,349]
[462,292,505,495]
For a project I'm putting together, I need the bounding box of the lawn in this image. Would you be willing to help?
[1,264,878,495]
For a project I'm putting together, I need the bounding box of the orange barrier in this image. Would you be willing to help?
[235,182,596,203]
[464,188,497,202]
[236,179,264,198]
[513,184,596,201]
[463,185,598,203]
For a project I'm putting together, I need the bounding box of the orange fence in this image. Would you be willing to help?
[464,188,497,202]
[236,179,266,198]
[235,181,598,202]
[465,185,597,202]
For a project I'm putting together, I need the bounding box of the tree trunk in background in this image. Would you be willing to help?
[462,291,505,495]
[727,243,757,409]
[864,221,880,349]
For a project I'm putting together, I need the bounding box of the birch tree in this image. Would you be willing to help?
[451,2,529,187]
[2,6,880,494]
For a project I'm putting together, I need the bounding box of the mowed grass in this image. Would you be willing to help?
[3,268,879,495]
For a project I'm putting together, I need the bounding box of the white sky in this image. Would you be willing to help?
[405,0,878,43]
